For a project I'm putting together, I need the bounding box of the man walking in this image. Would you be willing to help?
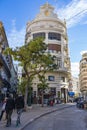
[15,93,24,126]
[5,94,15,127]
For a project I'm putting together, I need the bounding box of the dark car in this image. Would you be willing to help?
[73,97,83,102]
[76,97,85,108]
[77,100,84,108]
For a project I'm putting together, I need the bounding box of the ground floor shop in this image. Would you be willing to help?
[31,85,69,104]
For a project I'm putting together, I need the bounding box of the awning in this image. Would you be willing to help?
[68,92,75,96]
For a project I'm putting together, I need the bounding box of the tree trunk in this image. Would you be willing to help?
[23,66,29,110]
[24,85,28,111]
[41,91,44,107]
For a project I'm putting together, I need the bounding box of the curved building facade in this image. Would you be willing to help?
[25,3,71,102]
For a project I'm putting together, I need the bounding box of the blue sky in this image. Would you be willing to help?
[0,0,87,77]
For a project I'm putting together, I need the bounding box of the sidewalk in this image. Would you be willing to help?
[0,103,75,130]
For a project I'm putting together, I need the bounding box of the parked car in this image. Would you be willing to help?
[76,97,85,108]
[73,97,83,102]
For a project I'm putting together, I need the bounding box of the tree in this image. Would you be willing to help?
[37,74,49,107]
[17,77,27,95]
[4,37,56,109]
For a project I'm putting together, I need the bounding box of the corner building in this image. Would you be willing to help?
[25,3,71,102]
[79,51,87,99]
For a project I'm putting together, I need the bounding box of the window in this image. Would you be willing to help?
[33,32,45,39]
[61,77,65,82]
[48,76,55,81]
[48,32,61,41]
[50,87,56,96]
[48,44,61,52]
[57,59,61,68]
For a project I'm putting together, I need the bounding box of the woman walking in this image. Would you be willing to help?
[0,97,7,121]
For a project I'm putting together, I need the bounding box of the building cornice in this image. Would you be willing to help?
[27,18,66,29]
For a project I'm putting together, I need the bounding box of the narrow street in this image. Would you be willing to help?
[23,106,87,130]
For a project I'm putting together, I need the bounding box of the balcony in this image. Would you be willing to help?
[54,67,70,74]
[48,39,61,45]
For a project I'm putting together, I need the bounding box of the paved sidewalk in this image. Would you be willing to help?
[0,103,75,130]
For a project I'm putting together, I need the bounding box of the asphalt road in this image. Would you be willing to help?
[23,105,87,130]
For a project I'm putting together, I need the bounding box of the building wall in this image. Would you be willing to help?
[79,51,87,99]
[72,76,80,97]
[0,21,17,97]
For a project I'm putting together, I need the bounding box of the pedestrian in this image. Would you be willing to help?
[50,100,53,106]
[54,98,57,104]
[5,94,15,127]
[15,93,24,126]
[0,97,7,121]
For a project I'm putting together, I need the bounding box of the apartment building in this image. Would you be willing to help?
[72,76,80,97]
[79,51,87,99]
[25,3,71,102]
[0,21,17,98]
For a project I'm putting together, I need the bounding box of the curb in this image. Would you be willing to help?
[20,104,75,130]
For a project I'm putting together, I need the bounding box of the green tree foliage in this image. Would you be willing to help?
[4,37,56,108]
[17,77,27,95]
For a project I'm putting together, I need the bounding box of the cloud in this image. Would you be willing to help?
[71,62,79,77]
[55,0,87,28]
[7,20,25,49]
[80,50,87,55]
[83,20,87,24]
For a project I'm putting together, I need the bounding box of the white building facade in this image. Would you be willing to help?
[72,76,80,97]
[25,3,71,102]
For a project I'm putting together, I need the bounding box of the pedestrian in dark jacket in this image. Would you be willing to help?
[0,97,7,121]
[15,93,24,126]
[5,94,15,127]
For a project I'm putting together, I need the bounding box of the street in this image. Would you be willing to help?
[23,106,87,130]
